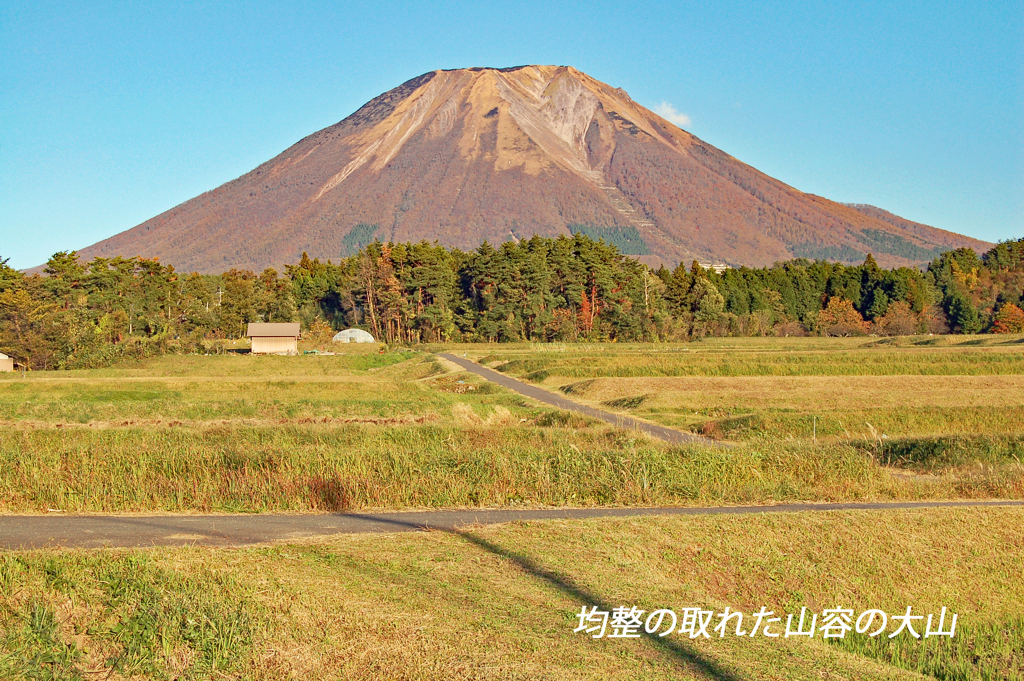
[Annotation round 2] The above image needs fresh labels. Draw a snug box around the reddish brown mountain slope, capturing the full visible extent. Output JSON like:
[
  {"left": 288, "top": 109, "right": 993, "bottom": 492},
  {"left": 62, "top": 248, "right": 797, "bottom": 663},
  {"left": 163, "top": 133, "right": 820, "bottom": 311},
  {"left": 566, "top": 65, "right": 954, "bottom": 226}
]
[{"left": 75, "top": 66, "right": 990, "bottom": 273}]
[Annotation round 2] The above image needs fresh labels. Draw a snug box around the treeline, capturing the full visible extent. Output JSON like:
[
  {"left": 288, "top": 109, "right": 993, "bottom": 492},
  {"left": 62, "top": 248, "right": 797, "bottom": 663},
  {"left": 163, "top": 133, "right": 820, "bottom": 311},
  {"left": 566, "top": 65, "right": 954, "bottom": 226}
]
[{"left": 1, "top": 234, "right": 1022, "bottom": 369}]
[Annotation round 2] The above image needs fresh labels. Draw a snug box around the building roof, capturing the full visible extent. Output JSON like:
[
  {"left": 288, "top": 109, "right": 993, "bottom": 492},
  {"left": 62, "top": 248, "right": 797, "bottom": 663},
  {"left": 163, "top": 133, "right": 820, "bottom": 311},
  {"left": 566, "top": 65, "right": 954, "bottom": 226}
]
[
  {"left": 0, "top": 352, "right": 8, "bottom": 359},
  {"left": 247, "top": 323, "right": 301, "bottom": 338}
]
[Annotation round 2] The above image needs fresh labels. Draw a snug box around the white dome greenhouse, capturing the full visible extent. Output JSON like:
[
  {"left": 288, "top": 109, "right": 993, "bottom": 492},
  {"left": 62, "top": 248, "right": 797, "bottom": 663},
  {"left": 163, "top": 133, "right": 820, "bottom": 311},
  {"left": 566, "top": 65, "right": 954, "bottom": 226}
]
[{"left": 333, "top": 328, "right": 375, "bottom": 343}]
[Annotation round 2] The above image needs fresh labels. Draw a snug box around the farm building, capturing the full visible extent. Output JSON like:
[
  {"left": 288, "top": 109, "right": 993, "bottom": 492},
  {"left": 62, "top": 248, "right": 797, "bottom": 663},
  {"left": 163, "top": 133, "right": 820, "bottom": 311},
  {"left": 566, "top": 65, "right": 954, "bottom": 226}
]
[
  {"left": 333, "top": 328, "right": 375, "bottom": 343},
  {"left": 0, "top": 352, "right": 12, "bottom": 372},
  {"left": 247, "top": 323, "right": 301, "bottom": 355}
]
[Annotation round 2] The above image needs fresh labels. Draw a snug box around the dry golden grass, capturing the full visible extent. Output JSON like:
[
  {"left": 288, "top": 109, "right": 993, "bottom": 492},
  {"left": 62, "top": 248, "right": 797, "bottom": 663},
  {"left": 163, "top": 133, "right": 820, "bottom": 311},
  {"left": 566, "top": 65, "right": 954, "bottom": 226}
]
[
  {"left": 0, "top": 426, "right": 932, "bottom": 513},
  {"left": 544, "top": 374, "right": 1024, "bottom": 441},
  {"left": 4, "top": 507, "right": 1021, "bottom": 679},
  {"left": 465, "top": 336, "right": 1024, "bottom": 379},
  {"left": 1, "top": 339, "right": 1023, "bottom": 513},
  {"left": 555, "top": 375, "right": 1024, "bottom": 412}
]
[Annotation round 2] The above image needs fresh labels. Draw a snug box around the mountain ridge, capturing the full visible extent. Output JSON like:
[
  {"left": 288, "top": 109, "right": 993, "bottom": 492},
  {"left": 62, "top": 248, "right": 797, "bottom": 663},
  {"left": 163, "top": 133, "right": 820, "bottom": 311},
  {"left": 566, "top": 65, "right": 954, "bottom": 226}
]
[{"left": 68, "top": 65, "right": 991, "bottom": 273}]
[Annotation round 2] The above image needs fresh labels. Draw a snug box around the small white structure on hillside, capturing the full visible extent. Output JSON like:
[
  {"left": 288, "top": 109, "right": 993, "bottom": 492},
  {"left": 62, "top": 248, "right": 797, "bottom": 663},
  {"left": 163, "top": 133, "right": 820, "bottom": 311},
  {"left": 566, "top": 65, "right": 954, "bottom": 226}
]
[
  {"left": 0, "top": 352, "right": 12, "bottom": 372},
  {"left": 333, "top": 328, "right": 375, "bottom": 343},
  {"left": 247, "top": 323, "right": 301, "bottom": 355}
]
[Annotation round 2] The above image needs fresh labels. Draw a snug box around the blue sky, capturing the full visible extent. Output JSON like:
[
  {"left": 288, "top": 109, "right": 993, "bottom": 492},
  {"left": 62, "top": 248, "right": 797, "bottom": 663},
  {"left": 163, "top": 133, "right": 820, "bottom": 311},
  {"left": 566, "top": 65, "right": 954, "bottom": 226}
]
[{"left": 2, "top": 0, "right": 1021, "bottom": 269}]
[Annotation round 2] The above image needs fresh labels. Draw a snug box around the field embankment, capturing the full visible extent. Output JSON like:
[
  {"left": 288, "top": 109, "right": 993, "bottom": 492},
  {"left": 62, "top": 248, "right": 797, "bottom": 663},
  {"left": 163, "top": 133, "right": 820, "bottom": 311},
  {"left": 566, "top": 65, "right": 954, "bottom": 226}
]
[
  {"left": 6, "top": 426, "right": 1022, "bottom": 513},
  {"left": 2, "top": 507, "right": 1021, "bottom": 679}
]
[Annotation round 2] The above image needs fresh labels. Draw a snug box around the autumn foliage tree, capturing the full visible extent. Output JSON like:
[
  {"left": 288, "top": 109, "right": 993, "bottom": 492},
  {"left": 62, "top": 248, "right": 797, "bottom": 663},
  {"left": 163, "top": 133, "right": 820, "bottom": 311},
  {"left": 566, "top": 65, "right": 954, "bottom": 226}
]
[
  {"left": 874, "top": 300, "right": 918, "bottom": 336},
  {"left": 991, "top": 304, "right": 1024, "bottom": 333},
  {"left": 817, "top": 297, "right": 870, "bottom": 336}
]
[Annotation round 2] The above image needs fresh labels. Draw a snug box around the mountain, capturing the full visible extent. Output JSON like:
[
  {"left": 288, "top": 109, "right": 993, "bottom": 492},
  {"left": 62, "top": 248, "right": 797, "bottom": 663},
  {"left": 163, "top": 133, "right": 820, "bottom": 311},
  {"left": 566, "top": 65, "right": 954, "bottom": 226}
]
[{"left": 73, "top": 65, "right": 990, "bottom": 273}]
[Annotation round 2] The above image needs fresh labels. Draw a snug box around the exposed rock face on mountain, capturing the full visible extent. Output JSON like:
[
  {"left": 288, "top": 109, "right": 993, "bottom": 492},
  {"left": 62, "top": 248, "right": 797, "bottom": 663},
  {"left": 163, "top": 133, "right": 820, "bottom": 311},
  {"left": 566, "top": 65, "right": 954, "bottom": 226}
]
[{"left": 76, "top": 66, "right": 990, "bottom": 273}]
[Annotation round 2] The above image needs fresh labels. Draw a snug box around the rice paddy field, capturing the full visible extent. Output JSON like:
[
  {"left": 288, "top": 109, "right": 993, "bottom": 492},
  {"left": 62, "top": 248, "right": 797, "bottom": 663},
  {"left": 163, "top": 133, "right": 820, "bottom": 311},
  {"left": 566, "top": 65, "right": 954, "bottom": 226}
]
[
  {"left": 1, "top": 336, "right": 1022, "bottom": 679},
  {"left": 455, "top": 335, "right": 1024, "bottom": 480}
]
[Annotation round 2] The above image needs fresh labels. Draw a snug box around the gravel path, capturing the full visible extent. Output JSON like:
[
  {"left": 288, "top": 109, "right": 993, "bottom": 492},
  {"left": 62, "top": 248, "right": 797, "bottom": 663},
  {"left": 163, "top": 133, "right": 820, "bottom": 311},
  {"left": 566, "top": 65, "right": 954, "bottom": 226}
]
[
  {"left": 439, "top": 353, "right": 719, "bottom": 446},
  {"left": 2, "top": 501, "right": 1020, "bottom": 550}
]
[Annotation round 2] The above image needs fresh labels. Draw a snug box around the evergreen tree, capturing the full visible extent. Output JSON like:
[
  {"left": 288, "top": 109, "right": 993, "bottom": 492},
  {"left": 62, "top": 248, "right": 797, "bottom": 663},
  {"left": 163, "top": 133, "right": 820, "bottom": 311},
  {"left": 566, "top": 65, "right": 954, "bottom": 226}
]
[
  {"left": 3, "top": 236, "right": 1023, "bottom": 370},
  {"left": 0, "top": 257, "right": 22, "bottom": 293},
  {"left": 945, "top": 291, "right": 981, "bottom": 334}
]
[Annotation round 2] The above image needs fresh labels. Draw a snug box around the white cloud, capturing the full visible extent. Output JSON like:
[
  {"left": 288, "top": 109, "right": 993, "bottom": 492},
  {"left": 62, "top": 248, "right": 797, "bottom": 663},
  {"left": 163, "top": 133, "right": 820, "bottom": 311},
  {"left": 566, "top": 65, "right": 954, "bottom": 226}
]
[{"left": 653, "top": 102, "right": 691, "bottom": 128}]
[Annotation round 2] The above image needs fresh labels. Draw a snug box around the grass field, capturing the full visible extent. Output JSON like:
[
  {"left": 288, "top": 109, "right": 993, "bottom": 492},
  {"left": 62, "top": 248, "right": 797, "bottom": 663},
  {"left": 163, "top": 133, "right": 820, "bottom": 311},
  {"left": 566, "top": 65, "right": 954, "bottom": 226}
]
[
  {"left": 2, "top": 507, "right": 1021, "bottom": 679},
  {"left": 2, "top": 337, "right": 1022, "bottom": 679},
  {"left": 1, "top": 340, "right": 1023, "bottom": 513}
]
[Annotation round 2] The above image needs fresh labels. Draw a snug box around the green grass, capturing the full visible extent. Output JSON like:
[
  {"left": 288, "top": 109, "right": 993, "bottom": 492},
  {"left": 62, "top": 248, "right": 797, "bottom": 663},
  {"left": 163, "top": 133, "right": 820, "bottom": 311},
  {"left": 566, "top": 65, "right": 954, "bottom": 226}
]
[
  {"left": 0, "top": 351, "right": 501, "bottom": 424},
  {"left": 658, "top": 404, "right": 1024, "bottom": 441},
  {"left": 0, "top": 553, "right": 260, "bottom": 678},
  {"left": 833, "top": 617, "right": 1024, "bottom": 681}
]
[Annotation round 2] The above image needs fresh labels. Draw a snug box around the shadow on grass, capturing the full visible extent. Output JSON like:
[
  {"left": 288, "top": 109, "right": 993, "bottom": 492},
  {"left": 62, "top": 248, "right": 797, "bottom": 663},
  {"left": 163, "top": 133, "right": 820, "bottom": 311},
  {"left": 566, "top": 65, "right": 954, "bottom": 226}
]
[
  {"left": 343, "top": 513, "right": 745, "bottom": 680},
  {"left": 456, "top": 530, "right": 746, "bottom": 680}
]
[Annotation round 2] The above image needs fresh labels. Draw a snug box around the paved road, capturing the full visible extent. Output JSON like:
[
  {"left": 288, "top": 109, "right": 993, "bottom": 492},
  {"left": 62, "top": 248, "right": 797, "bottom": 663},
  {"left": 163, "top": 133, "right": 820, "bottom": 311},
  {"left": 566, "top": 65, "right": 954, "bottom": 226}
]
[
  {"left": 439, "top": 353, "right": 718, "bottom": 446},
  {"left": 2, "top": 501, "right": 1020, "bottom": 550}
]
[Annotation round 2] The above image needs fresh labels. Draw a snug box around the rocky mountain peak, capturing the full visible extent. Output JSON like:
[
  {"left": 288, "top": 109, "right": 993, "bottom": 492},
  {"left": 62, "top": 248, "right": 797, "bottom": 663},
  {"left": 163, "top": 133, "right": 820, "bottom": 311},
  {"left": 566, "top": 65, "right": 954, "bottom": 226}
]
[{"left": 70, "top": 66, "right": 990, "bottom": 273}]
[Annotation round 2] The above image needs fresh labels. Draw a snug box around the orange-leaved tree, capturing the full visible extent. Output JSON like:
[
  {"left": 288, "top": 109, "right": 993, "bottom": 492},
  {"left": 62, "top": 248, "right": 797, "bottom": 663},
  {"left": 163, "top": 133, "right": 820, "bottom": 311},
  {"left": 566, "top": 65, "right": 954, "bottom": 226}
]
[
  {"left": 818, "top": 297, "right": 870, "bottom": 337},
  {"left": 991, "top": 303, "right": 1024, "bottom": 333},
  {"left": 874, "top": 300, "right": 918, "bottom": 336}
]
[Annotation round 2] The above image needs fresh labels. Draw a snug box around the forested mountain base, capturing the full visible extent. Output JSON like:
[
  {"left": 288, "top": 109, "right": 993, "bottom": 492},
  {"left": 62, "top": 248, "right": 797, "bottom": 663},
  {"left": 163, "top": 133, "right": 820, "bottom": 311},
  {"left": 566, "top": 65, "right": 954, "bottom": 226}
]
[{"left": 1, "top": 234, "right": 1022, "bottom": 370}]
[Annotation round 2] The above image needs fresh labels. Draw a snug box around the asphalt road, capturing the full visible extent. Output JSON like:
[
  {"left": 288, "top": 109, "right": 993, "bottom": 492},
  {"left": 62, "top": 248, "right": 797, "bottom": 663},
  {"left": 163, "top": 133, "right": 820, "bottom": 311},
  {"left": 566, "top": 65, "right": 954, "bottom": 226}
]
[
  {"left": 2, "top": 501, "right": 1020, "bottom": 550},
  {"left": 439, "top": 353, "right": 719, "bottom": 446}
]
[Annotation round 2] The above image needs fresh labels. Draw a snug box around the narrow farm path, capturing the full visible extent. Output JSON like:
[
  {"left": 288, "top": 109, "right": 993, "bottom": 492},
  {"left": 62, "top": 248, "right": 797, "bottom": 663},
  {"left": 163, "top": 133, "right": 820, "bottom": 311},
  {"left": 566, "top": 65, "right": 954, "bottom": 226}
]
[
  {"left": 2, "top": 501, "right": 1020, "bottom": 550},
  {"left": 438, "top": 352, "right": 719, "bottom": 446}
]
